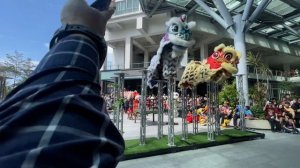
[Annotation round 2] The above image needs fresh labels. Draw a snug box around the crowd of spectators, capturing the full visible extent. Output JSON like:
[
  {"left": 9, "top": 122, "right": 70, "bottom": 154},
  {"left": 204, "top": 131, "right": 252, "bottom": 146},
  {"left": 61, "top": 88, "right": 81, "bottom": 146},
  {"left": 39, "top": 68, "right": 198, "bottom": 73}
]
[
  {"left": 103, "top": 89, "right": 300, "bottom": 134},
  {"left": 264, "top": 97, "right": 300, "bottom": 133}
]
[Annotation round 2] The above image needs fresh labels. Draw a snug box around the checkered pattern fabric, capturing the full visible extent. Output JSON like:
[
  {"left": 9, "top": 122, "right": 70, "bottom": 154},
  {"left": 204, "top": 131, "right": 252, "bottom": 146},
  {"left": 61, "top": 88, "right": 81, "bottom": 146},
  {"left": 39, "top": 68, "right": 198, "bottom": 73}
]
[{"left": 0, "top": 35, "right": 124, "bottom": 168}]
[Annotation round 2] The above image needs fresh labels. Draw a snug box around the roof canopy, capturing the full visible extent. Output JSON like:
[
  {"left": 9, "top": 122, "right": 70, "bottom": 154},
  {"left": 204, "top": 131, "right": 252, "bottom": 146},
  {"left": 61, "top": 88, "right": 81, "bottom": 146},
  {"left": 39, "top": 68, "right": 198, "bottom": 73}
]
[{"left": 140, "top": 0, "right": 300, "bottom": 46}]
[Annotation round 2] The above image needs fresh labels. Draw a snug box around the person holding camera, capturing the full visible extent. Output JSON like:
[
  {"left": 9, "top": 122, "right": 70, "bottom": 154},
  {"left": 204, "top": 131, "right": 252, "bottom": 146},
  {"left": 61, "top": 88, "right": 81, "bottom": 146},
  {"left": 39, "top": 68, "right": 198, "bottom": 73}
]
[{"left": 0, "top": 0, "right": 124, "bottom": 167}]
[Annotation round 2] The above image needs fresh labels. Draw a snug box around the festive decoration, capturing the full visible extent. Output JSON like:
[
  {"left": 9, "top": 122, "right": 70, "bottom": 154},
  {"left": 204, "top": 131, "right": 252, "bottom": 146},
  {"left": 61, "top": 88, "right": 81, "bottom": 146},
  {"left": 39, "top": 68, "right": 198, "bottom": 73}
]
[
  {"left": 147, "top": 14, "right": 196, "bottom": 88},
  {"left": 179, "top": 43, "right": 240, "bottom": 88}
]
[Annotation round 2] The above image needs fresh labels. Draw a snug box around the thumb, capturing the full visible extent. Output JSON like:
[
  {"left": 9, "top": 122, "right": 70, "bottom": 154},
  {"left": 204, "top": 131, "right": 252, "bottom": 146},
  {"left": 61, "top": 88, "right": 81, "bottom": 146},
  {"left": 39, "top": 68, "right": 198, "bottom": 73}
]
[
  {"left": 61, "top": 0, "right": 89, "bottom": 24},
  {"left": 101, "top": 0, "right": 116, "bottom": 21}
]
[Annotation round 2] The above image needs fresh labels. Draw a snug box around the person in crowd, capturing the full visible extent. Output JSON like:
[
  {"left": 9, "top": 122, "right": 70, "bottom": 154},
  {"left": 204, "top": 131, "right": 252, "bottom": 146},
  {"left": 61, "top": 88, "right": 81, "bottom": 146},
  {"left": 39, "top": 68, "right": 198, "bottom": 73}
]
[
  {"left": 292, "top": 98, "right": 300, "bottom": 128},
  {"left": 186, "top": 110, "right": 193, "bottom": 123},
  {"left": 265, "top": 105, "right": 280, "bottom": 132},
  {"left": 283, "top": 101, "right": 295, "bottom": 119},
  {"left": 244, "top": 106, "right": 254, "bottom": 119},
  {"left": 282, "top": 113, "right": 299, "bottom": 134},
  {"left": 220, "top": 101, "right": 232, "bottom": 127},
  {"left": 124, "top": 97, "right": 129, "bottom": 113},
  {"left": 0, "top": 0, "right": 124, "bottom": 167},
  {"left": 233, "top": 105, "right": 255, "bottom": 129}
]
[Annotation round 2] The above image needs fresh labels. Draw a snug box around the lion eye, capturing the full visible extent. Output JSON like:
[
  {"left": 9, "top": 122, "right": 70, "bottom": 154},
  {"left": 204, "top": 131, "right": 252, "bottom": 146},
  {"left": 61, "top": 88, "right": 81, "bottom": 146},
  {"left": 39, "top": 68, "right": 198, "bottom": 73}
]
[
  {"left": 170, "top": 24, "right": 179, "bottom": 33},
  {"left": 224, "top": 53, "right": 232, "bottom": 60},
  {"left": 212, "top": 52, "right": 219, "bottom": 59}
]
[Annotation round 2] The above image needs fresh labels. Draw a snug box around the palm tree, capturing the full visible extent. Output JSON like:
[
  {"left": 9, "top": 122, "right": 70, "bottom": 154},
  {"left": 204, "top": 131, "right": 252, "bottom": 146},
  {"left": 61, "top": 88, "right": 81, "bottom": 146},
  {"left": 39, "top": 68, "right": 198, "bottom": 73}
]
[
  {"left": 247, "top": 52, "right": 261, "bottom": 87},
  {"left": 247, "top": 52, "right": 273, "bottom": 99}
]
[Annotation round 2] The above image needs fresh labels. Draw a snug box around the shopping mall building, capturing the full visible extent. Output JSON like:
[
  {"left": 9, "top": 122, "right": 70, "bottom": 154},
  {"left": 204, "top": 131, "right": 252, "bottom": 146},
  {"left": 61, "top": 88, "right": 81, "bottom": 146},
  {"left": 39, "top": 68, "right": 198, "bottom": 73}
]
[{"left": 100, "top": 0, "right": 300, "bottom": 100}]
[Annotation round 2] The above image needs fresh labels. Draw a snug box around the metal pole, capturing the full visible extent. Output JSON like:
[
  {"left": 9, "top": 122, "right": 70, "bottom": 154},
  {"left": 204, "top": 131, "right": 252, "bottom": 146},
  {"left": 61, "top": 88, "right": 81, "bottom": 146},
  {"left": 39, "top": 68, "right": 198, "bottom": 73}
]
[
  {"left": 242, "top": 0, "right": 253, "bottom": 21},
  {"left": 213, "top": 82, "right": 221, "bottom": 135},
  {"left": 207, "top": 81, "right": 215, "bottom": 141},
  {"left": 118, "top": 73, "right": 125, "bottom": 134},
  {"left": 181, "top": 88, "right": 188, "bottom": 140},
  {"left": 194, "top": 0, "right": 229, "bottom": 30},
  {"left": 192, "top": 86, "right": 198, "bottom": 134},
  {"left": 157, "top": 80, "right": 164, "bottom": 139},
  {"left": 238, "top": 75, "right": 246, "bottom": 131},
  {"left": 113, "top": 77, "right": 119, "bottom": 124},
  {"left": 248, "top": 0, "right": 271, "bottom": 23},
  {"left": 234, "top": 14, "right": 250, "bottom": 106},
  {"left": 212, "top": 0, "right": 234, "bottom": 27},
  {"left": 140, "top": 70, "right": 147, "bottom": 145},
  {"left": 167, "top": 77, "right": 175, "bottom": 146}
]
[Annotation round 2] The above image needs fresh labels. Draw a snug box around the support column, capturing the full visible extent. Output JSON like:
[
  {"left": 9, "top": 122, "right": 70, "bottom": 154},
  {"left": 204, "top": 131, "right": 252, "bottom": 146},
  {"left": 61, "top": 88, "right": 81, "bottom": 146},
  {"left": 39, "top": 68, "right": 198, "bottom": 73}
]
[
  {"left": 283, "top": 63, "right": 291, "bottom": 77},
  {"left": 125, "top": 37, "right": 133, "bottom": 69},
  {"left": 114, "top": 77, "right": 120, "bottom": 129},
  {"left": 117, "top": 73, "right": 125, "bottom": 134},
  {"left": 140, "top": 70, "right": 147, "bottom": 145},
  {"left": 237, "top": 75, "right": 246, "bottom": 131},
  {"left": 157, "top": 80, "right": 164, "bottom": 139},
  {"left": 144, "top": 51, "right": 149, "bottom": 68},
  {"left": 112, "top": 77, "right": 118, "bottom": 125},
  {"left": 181, "top": 88, "right": 188, "bottom": 140},
  {"left": 167, "top": 77, "right": 175, "bottom": 146},
  {"left": 207, "top": 81, "right": 215, "bottom": 141},
  {"left": 180, "top": 50, "right": 189, "bottom": 67},
  {"left": 192, "top": 86, "right": 198, "bottom": 134},
  {"left": 213, "top": 83, "right": 220, "bottom": 135},
  {"left": 200, "top": 42, "right": 208, "bottom": 61},
  {"left": 234, "top": 14, "right": 249, "bottom": 106}
]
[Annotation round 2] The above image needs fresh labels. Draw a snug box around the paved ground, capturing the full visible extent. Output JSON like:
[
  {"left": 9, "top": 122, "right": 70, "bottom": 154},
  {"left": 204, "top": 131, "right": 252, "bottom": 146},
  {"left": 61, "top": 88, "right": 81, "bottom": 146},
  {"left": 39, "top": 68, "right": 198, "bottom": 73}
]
[{"left": 112, "top": 113, "right": 300, "bottom": 168}]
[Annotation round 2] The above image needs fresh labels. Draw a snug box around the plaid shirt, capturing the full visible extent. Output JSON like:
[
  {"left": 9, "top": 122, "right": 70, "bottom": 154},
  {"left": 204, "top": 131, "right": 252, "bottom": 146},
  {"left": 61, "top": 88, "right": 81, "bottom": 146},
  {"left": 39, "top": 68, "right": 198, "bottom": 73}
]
[{"left": 0, "top": 35, "right": 124, "bottom": 168}]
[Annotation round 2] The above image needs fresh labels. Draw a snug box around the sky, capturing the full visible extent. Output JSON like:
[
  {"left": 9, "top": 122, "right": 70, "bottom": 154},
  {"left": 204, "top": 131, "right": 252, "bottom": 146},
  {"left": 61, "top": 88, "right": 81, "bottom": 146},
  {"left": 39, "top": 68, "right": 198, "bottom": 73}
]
[{"left": 0, "top": 0, "right": 112, "bottom": 65}]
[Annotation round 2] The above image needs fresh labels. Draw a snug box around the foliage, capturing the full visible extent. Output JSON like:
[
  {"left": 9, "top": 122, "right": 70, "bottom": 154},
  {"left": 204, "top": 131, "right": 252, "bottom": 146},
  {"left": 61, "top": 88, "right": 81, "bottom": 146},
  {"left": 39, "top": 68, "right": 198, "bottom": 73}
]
[
  {"left": 112, "top": 98, "right": 124, "bottom": 110},
  {"left": 218, "top": 80, "right": 238, "bottom": 108},
  {"left": 278, "top": 81, "right": 296, "bottom": 93},
  {"left": 3, "top": 51, "right": 35, "bottom": 88},
  {"left": 250, "top": 104, "right": 265, "bottom": 119},
  {"left": 247, "top": 52, "right": 273, "bottom": 99},
  {"left": 249, "top": 82, "right": 267, "bottom": 107},
  {"left": 111, "top": 83, "right": 124, "bottom": 110},
  {"left": 0, "top": 51, "right": 36, "bottom": 98}
]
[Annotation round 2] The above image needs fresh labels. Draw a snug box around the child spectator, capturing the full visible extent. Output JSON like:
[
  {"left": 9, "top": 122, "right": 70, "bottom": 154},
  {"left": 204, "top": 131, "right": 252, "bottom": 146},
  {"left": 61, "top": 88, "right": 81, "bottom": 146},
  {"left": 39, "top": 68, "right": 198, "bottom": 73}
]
[{"left": 220, "top": 101, "right": 232, "bottom": 127}]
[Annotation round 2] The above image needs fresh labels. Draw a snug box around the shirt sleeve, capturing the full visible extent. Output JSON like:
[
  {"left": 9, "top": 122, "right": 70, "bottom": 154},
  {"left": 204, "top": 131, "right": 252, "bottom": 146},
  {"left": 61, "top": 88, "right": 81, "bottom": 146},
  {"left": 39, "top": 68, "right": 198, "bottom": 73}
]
[{"left": 0, "top": 35, "right": 124, "bottom": 168}]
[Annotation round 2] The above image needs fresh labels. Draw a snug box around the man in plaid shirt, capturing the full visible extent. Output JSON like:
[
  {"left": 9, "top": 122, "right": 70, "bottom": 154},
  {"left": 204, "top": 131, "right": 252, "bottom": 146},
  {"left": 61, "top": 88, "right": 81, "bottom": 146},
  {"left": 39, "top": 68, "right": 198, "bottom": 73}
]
[{"left": 0, "top": 0, "right": 124, "bottom": 167}]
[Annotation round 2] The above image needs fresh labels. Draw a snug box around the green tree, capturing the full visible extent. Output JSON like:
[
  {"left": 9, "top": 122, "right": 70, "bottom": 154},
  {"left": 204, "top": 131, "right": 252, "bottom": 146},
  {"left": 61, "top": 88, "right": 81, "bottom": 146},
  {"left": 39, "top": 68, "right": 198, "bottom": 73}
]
[
  {"left": 218, "top": 80, "right": 238, "bottom": 108},
  {"left": 247, "top": 52, "right": 273, "bottom": 99}
]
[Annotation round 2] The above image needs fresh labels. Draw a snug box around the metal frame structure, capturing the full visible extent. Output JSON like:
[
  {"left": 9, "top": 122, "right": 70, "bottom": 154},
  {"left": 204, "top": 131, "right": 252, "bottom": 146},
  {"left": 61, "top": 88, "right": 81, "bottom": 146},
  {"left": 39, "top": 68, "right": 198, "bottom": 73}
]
[
  {"left": 207, "top": 81, "right": 215, "bottom": 141},
  {"left": 112, "top": 77, "right": 118, "bottom": 125},
  {"left": 115, "top": 73, "right": 125, "bottom": 134},
  {"left": 140, "top": 70, "right": 147, "bottom": 145},
  {"left": 192, "top": 86, "right": 198, "bottom": 134},
  {"left": 181, "top": 88, "right": 188, "bottom": 140},
  {"left": 207, "top": 81, "right": 220, "bottom": 140},
  {"left": 157, "top": 80, "right": 165, "bottom": 139},
  {"left": 237, "top": 75, "right": 246, "bottom": 131},
  {"left": 167, "top": 77, "right": 175, "bottom": 146}
]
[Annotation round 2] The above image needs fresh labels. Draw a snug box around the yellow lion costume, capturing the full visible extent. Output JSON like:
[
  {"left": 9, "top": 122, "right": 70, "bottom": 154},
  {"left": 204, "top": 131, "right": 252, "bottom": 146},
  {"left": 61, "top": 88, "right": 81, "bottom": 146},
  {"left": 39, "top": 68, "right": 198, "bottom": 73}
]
[{"left": 179, "top": 43, "right": 240, "bottom": 88}]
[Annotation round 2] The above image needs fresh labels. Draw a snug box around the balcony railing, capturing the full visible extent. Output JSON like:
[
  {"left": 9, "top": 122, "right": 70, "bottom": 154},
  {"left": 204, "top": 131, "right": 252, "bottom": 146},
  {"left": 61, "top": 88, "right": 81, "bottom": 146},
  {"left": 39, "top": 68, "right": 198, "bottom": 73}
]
[
  {"left": 106, "top": 64, "right": 125, "bottom": 70},
  {"left": 114, "top": 0, "right": 141, "bottom": 16}
]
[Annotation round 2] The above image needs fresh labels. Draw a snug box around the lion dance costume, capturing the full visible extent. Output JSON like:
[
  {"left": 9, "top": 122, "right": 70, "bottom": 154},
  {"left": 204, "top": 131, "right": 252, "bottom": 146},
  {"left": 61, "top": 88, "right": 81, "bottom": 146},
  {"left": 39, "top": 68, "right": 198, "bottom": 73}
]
[
  {"left": 147, "top": 14, "right": 196, "bottom": 88},
  {"left": 179, "top": 43, "right": 241, "bottom": 88}
]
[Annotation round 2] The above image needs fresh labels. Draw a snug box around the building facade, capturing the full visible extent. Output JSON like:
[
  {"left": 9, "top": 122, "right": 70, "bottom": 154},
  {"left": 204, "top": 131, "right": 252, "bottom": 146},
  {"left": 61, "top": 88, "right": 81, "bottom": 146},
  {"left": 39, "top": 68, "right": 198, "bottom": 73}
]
[{"left": 101, "top": 0, "right": 300, "bottom": 99}]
